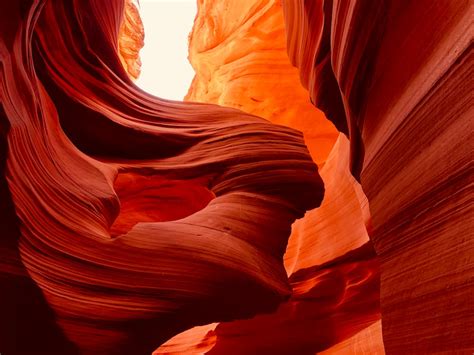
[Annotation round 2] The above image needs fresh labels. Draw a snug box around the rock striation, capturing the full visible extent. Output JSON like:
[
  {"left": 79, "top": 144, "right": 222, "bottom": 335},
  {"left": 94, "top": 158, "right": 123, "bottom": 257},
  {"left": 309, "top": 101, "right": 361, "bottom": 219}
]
[
  {"left": 283, "top": 0, "right": 474, "bottom": 352},
  {"left": 1, "top": 0, "right": 472, "bottom": 353},
  {"left": 0, "top": 0, "right": 322, "bottom": 353},
  {"left": 186, "top": 0, "right": 338, "bottom": 165},
  {"left": 166, "top": 0, "right": 383, "bottom": 353}
]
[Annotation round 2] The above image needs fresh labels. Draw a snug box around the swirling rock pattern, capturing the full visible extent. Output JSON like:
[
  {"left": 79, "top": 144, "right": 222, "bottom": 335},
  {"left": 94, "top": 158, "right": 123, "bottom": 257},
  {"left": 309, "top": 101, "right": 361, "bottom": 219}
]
[
  {"left": 1, "top": 0, "right": 471, "bottom": 353},
  {"left": 283, "top": 0, "right": 474, "bottom": 353},
  {"left": 0, "top": 0, "right": 322, "bottom": 353},
  {"left": 168, "top": 0, "right": 383, "bottom": 353},
  {"left": 155, "top": 136, "right": 382, "bottom": 354},
  {"left": 186, "top": 0, "right": 338, "bottom": 165}
]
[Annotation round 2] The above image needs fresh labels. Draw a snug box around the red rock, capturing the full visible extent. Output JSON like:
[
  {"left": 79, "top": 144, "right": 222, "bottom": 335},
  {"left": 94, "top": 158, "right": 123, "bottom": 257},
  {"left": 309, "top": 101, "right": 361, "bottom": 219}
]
[
  {"left": 1, "top": 0, "right": 471, "bottom": 353},
  {"left": 283, "top": 0, "right": 474, "bottom": 352},
  {"left": 0, "top": 0, "right": 322, "bottom": 353},
  {"left": 202, "top": 242, "right": 380, "bottom": 354},
  {"left": 319, "top": 320, "right": 385, "bottom": 355},
  {"left": 177, "top": 0, "right": 382, "bottom": 352},
  {"left": 154, "top": 323, "right": 218, "bottom": 355}
]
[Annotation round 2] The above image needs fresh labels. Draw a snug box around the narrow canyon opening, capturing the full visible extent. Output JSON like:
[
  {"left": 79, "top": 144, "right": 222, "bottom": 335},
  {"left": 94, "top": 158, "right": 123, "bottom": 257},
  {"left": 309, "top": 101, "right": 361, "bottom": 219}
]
[
  {"left": 2, "top": 0, "right": 468, "bottom": 352},
  {"left": 135, "top": 0, "right": 197, "bottom": 100}
]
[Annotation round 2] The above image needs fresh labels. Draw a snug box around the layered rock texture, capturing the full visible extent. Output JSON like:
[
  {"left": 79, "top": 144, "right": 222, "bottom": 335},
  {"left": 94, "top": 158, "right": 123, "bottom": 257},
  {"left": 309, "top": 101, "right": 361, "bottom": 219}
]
[
  {"left": 282, "top": 0, "right": 474, "bottom": 353},
  {"left": 186, "top": 0, "right": 338, "bottom": 165},
  {"left": 1, "top": 0, "right": 321, "bottom": 353},
  {"left": 169, "top": 1, "right": 382, "bottom": 353},
  {"left": 1, "top": 0, "right": 472, "bottom": 354}
]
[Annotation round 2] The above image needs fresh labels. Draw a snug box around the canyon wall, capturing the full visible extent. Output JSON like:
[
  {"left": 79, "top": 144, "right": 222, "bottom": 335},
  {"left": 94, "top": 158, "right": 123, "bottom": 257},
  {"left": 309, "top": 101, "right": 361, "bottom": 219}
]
[
  {"left": 282, "top": 0, "right": 474, "bottom": 352},
  {"left": 1, "top": 0, "right": 322, "bottom": 353},
  {"left": 160, "top": 0, "right": 384, "bottom": 353},
  {"left": 1, "top": 0, "right": 471, "bottom": 353},
  {"left": 186, "top": 0, "right": 338, "bottom": 165},
  {"left": 168, "top": 0, "right": 473, "bottom": 353}
]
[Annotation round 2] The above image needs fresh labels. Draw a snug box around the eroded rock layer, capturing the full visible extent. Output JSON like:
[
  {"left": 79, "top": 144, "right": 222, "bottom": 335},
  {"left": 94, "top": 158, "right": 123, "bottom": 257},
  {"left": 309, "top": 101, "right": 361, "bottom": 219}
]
[
  {"left": 283, "top": 0, "right": 474, "bottom": 352},
  {"left": 0, "top": 0, "right": 323, "bottom": 353},
  {"left": 1, "top": 0, "right": 471, "bottom": 353},
  {"left": 171, "top": 0, "right": 383, "bottom": 353},
  {"left": 186, "top": 0, "right": 338, "bottom": 165}
]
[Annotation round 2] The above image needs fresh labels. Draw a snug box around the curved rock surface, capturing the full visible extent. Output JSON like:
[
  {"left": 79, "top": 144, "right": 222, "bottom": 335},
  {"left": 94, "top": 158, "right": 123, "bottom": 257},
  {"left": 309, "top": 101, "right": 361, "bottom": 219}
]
[
  {"left": 283, "top": 0, "right": 474, "bottom": 352},
  {"left": 186, "top": 0, "right": 338, "bottom": 165},
  {"left": 156, "top": 134, "right": 382, "bottom": 354},
  {"left": 0, "top": 0, "right": 322, "bottom": 353},
  {"left": 159, "top": 0, "right": 472, "bottom": 353},
  {"left": 319, "top": 320, "right": 385, "bottom": 355},
  {"left": 1, "top": 0, "right": 471, "bottom": 353},
  {"left": 166, "top": 0, "right": 383, "bottom": 353}
]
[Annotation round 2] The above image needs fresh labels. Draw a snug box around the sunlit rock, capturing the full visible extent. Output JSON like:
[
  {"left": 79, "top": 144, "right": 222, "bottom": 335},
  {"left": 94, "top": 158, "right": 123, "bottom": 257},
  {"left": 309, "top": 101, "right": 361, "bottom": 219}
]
[
  {"left": 118, "top": 0, "right": 144, "bottom": 80},
  {"left": 186, "top": 0, "right": 338, "bottom": 165},
  {"left": 1, "top": 0, "right": 470, "bottom": 353},
  {"left": 174, "top": 0, "right": 383, "bottom": 353}
]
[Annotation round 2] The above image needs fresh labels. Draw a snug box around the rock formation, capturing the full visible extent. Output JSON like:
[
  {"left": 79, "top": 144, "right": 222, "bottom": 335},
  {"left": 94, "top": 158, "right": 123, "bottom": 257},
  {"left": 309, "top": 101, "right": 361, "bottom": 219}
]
[
  {"left": 118, "top": 0, "right": 144, "bottom": 80},
  {"left": 1, "top": 0, "right": 322, "bottom": 353},
  {"left": 1, "top": 0, "right": 472, "bottom": 354},
  {"left": 186, "top": 0, "right": 338, "bottom": 165},
  {"left": 159, "top": 0, "right": 473, "bottom": 353},
  {"left": 282, "top": 0, "right": 474, "bottom": 352},
  {"left": 169, "top": 0, "right": 382, "bottom": 353}
]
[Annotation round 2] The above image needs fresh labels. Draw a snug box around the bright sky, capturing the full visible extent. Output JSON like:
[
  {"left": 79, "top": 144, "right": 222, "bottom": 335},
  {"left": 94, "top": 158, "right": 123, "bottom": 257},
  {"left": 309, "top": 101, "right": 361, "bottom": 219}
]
[{"left": 135, "top": 0, "right": 197, "bottom": 100}]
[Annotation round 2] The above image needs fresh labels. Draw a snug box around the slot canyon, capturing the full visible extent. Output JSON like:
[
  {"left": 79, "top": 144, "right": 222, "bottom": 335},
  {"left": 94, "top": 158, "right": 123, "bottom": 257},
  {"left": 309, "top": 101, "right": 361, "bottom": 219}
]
[{"left": 0, "top": 0, "right": 472, "bottom": 354}]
